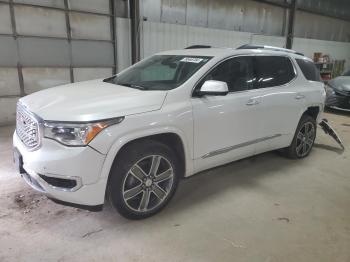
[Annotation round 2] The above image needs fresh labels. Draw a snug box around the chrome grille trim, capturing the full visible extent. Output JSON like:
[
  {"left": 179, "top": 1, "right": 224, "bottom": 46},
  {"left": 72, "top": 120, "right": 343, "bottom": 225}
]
[{"left": 16, "top": 102, "right": 42, "bottom": 151}]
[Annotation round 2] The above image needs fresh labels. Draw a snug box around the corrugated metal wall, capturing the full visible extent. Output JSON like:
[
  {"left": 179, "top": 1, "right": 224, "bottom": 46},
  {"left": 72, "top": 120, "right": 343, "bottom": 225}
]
[
  {"left": 142, "top": 0, "right": 350, "bottom": 42},
  {"left": 143, "top": 0, "right": 287, "bottom": 36},
  {"left": 141, "top": 20, "right": 350, "bottom": 68},
  {"left": 0, "top": 0, "right": 131, "bottom": 125}
]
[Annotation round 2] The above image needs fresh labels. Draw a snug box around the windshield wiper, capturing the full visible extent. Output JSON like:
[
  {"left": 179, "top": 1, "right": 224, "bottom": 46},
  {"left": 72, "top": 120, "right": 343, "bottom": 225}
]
[
  {"left": 103, "top": 76, "right": 117, "bottom": 84},
  {"left": 118, "top": 83, "right": 147, "bottom": 90}
]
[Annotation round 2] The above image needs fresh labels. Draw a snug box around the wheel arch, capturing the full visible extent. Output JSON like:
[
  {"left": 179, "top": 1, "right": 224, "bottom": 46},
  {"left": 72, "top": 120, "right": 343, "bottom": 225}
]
[
  {"left": 99, "top": 128, "right": 192, "bottom": 184},
  {"left": 302, "top": 106, "right": 321, "bottom": 121}
]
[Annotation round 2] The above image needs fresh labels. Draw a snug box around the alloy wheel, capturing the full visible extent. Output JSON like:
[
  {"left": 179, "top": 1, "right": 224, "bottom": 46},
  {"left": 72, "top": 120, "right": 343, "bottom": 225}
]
[
  {"left": 122, "top": 155, "right": 174, "bottom": 213},
  {"left": 296, "top": 122, "right": 315, "bottom": 157}
]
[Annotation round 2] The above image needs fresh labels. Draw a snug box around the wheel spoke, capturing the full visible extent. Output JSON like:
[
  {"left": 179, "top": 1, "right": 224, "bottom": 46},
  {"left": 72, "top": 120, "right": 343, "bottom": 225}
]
[
  {"left": 130, "top": 164, "right": 147, "bottom": 181},
  {"left": 139, "top": 189, "right": 151, "bottom": 211},
  {"left": 297, "top": 132, "right": 304, "bottom": 141},
  {"left": 306, "top": 138, "right": 313, "bottom": 147},
  {"left": 149, "top": 155, "right": 161, "bottom": 176},
  {"left": 124, "top": 184, "right": 143, "bottom": 200},
  {"left": 154, "top": 168, "right": 173, "bottom": 183},
  {"left": 152, "top": 184, "right": 167, "bottom": 200},
  {"left": 308, "top": 129, "right": 314, "bottom": 139},
  {"left": 296, "top": 142, "right": 303, "bottom": 153},
  {"left": 302, "top": 143, "right": 307, "bottom": 154}
]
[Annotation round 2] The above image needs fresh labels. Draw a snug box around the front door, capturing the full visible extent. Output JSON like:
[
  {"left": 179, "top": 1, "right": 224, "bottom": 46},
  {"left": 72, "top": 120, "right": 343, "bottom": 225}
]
[{"left": 191, "top": 56, "right": 261, "bottom": 172}]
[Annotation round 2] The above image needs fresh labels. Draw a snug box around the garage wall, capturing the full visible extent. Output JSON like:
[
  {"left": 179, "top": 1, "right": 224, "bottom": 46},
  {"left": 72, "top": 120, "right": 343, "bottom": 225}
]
[
  {"left": 142, "top": 0, "right": 350, "bottom": 42},
  {"left": 142, "top": 21, "right": 350, "bottom": 65},
  {"left": 142, "top": 0, "right": 287, "bottom": 36},
  {"left": 0, "top": 0, "right": 131, "bottom": 125}
]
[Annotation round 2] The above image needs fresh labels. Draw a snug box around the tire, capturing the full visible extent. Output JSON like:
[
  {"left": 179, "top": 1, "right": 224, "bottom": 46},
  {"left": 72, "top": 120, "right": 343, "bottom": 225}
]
[
  {"left": 108, "top": 139, "right": 180, "bottom": 219},
  {"left": 283, "top": 115, "right": 317, "bottom": 159}
]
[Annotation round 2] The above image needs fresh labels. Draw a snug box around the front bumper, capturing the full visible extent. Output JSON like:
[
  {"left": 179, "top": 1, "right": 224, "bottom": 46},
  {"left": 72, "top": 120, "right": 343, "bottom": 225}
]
[
  {"left": 13, "top": 132, "right": 108, "bottom": 207},
  {"left": 325, "top": 89, "right": 350, "bottom": 111}
]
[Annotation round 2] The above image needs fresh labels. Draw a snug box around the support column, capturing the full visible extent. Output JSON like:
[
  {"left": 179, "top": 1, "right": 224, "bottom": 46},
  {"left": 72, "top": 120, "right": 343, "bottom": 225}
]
[
  {"left": 286, "top": 0, "right": 297, "bottom": 49},
  {"left": 130, "top": 0, "right": 141, "bottom": 64},
  {"left": 110, "top": 0, "right": 118, "bottom": 74}
]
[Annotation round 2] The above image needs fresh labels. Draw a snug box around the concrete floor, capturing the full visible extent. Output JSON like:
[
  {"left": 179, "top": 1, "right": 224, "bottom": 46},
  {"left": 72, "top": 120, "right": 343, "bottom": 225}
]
[{"left": 0, "top": 110, "right": 349, "bottom": 262}]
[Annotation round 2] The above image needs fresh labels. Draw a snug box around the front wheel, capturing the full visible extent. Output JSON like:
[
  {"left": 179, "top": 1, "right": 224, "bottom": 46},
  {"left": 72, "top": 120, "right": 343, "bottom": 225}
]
[
  {"left": 108, "top": 140, "right": 180, "bottom": 219},
  {"left": 284, "top": 115, "right": 317, "bottom": 159}
]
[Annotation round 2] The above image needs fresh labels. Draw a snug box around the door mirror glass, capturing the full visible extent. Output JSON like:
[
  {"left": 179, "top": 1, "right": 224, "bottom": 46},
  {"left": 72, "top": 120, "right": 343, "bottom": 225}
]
[{"left": 198, "top": 80, "right": 229, "bottom": 96}]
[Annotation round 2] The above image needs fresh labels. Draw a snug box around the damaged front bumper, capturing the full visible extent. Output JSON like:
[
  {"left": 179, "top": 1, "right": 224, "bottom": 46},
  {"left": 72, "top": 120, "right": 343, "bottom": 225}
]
[{"left": 319, "top": 119, "right": 345, "bottom": 150}]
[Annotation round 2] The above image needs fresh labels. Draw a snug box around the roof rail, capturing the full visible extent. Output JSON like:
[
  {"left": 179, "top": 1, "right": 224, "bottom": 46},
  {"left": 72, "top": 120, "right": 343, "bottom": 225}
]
[
  {"left": 185, "top": 45, "right": 212, "bottom": 49},
  {"left": 237, "top": 44, "right": 304, "bottom": 56}
]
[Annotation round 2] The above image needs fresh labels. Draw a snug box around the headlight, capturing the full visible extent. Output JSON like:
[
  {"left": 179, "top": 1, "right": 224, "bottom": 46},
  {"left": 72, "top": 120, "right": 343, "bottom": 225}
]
[
  {"left": 325, "top": 83, "right": 335, "bottom": 96},
  {"left": 43, "top": 117, "right": 124, "bottom": 146}
]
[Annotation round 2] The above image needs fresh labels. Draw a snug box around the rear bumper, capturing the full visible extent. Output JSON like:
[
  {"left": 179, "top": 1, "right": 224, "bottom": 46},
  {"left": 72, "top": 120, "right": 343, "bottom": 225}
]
[{"left": 13, "top": 132, "right": 108, "bottom": 207}]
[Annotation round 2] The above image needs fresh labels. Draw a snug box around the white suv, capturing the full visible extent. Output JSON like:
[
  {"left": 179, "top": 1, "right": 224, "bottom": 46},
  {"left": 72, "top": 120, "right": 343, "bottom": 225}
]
[{"left": 13, "top": 45, "right": 325, "bottom": 219}]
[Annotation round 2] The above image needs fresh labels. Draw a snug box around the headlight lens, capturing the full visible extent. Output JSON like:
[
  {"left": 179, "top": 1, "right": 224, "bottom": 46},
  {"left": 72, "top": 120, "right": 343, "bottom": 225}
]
[
  {"left": 44, "top": 117, "right": 124, "bottom": 146},
  {"left": 325, "top": 83, "right": 335, "bottom": 96}
]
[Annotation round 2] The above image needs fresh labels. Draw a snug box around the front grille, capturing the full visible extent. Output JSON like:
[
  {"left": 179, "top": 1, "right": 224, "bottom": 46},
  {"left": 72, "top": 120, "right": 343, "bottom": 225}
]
[
  {"left": 334, "top": 89, "right": 350, "bottom": 97},
  {"left": 326, "top": 93, "right": 350, "bottom": 109},
  {"left": 16, "top": 103, "right": 41, "bottom": 150}
]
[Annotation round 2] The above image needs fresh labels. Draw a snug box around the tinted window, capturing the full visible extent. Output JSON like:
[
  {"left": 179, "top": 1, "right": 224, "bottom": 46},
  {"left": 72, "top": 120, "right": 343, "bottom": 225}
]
[
  {"left": 255, "top": 56, "right": 295, "bottom": 88},
  {"left": 296, "top": 59, "right": 321, "bottom": 81},
  {"left": 201, "top": 56, "right": 255, "bottom": 92}
]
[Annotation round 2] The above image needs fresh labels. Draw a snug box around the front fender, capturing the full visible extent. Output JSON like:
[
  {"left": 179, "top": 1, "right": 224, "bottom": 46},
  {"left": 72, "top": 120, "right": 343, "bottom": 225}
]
[
  {"left": 97, "top": 126, "right": 193, "bottom": 181},
  {"left": 88, "top": 105, "right": 195, "bottom": 182}
]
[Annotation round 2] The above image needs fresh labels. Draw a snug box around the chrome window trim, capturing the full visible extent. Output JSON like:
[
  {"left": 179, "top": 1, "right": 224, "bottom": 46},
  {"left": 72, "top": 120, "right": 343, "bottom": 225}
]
[{"left": 191, "top": 53, "right": 298, "bottom": 97}]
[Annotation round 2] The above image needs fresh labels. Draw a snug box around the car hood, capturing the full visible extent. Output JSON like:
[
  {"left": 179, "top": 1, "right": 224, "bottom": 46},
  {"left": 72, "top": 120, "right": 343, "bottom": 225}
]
[
  {"left": 329, "top": 76, "right": 350, "bottom": 92},
  {"left": 20, "top": 79, "right": 168, "bottom": 121}
]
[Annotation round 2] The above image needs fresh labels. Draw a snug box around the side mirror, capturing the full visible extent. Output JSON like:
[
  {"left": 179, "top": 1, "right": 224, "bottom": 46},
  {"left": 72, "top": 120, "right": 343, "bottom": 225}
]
[{"left": 197, "top": 80, "right": 229, "bottom": 96}]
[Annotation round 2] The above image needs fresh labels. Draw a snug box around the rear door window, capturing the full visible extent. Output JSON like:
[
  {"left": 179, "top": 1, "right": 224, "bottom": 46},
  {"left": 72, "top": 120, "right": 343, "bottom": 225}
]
[
  {"left": 296, "top": 59, "right": 321, "bottom": 81},
  {"left": 255, "top": 56, "right": 296, "bottom": 88}
]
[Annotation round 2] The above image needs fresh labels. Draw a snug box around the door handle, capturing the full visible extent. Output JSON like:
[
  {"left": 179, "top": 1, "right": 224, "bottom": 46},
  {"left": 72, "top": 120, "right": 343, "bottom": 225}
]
[
  {"left": 246, "top": 99, "right": 260, "bottom": 106},
  {"left": 295, "top": 93, "right": 305, "bottom": 100}
]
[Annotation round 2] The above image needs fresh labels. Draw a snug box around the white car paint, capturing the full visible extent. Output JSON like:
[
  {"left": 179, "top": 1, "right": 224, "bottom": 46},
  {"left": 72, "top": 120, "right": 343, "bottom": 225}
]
[
  {"left": 13, "top": 47, "right": 325, "bottom": 207},
  {"left": 20, "top": 79, "right": 167, "bottom": 122}
]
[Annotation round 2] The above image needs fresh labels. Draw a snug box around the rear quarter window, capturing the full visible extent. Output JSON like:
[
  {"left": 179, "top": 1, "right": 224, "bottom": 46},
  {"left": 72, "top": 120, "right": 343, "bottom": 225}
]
[
  {"left": 255, "top": 56, "right": 296, "bottom": 88},
  {"left": 296, "top": 59, "right": 321, "bottom": 81}
]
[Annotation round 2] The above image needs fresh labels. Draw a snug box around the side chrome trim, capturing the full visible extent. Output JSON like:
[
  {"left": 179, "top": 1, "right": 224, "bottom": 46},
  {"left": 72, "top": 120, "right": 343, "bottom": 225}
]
[{"left": 201, "top": 134, "right": 282, "bottom": 159}]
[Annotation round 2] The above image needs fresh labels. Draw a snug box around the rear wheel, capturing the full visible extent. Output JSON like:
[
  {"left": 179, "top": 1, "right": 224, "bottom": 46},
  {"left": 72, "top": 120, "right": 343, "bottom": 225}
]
[
  {"left": 284, "top": 115, "right": 316, "bottom": 159},
  {"left": 108, "top": 140, "right": 180, "bottom": 219}
]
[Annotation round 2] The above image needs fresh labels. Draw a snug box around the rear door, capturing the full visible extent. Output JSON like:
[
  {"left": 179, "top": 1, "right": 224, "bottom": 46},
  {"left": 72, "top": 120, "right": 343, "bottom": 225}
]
[{"left": 252, "top": 55, "right": 305, "bottom": 153}]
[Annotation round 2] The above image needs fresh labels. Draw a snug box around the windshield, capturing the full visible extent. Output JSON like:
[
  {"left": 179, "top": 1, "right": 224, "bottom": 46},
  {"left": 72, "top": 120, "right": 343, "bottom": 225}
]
[{"left": 104, "top": 55, "right": 212, "bottom": 90}]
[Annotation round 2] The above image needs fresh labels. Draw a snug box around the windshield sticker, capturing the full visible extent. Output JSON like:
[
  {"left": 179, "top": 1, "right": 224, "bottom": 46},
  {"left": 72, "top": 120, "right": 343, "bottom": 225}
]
[{"left": 180, "top": 57, "right": 204, "bottom": 63}]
